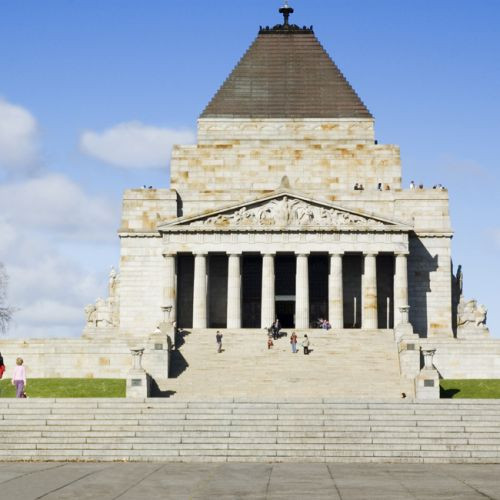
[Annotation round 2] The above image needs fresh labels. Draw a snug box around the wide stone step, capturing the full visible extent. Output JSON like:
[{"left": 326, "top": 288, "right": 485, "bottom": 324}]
[{"left": 1, "top": 400, "right": 500, "bottom": 463}]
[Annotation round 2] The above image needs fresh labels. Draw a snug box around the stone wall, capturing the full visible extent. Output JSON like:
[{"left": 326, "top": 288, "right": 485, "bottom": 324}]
[
  {"left": 171, "top": 143, "right": 402, "bottom": 217},
  {"left": 420, "top": 339, "right": 500, "bottom": 379},
  {"left": 408, "top": 236, "right": 453, "bottom": 338},
  {"left": 120, "top": 189, "right": 178, "bottom": 231},
  {"left": 0, "top": 339, "right": 169, "bottom": 386},
  {"left": 118, "top": 236, "right": 165, "bottom": 335}
]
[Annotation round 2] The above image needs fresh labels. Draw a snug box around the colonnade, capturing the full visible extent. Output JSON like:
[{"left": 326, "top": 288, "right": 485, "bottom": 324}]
[{"left": 162, "top": 251, "right": 409, "bottom": 330}]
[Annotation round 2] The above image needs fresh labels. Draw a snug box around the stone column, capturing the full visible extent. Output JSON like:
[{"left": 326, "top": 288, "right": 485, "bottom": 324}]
[
  {"left": 227, "top": 253, "right": 242, "bottom": 329},
  {"left": 162, "top": 253, "right": 176, "bottom": 324},
  {"left": 295, "top": 253, "right": 310, "bottom": 329},
  {"left": 394, "top": 253, "right": 409, "bottom": 326},
  {"left": 192, "top": 253, "right": 207, "bottom": 328},
  {"left": 261, "top": 253, "right": 275, "bottom": 328},
  {"left": 362, "top": 253, "right": 378, "bottom": 329},
  {"left": 329, "top": 253, "right": 344, "bottom": 329}
]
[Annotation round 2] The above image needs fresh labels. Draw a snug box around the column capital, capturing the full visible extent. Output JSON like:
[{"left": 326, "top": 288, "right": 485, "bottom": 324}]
[
  {"left": 193, "top": 251, "right": 208, "bottom": 257},
  {"left": 226, "top": 251, "right": 242, "bottom": 257},
  {"left": 295, "top": 252, "right": 310, "bottom": 257},
  {"left": 363, "top": 252, "right": 378, "bottom": 257},
  {"left": 261, "top": 252, "right": 276, "bottom": 257},
  {"left": 395, "top": 251, "right": 410, "bottom": 257},
  {"left": 329, "top": 251, "right": 344, "bottom": 257}
]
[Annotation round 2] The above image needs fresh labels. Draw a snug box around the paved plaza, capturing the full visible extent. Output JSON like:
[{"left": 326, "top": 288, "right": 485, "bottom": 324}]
[{"left": 0, "top": 462, "right": 499, "bottom": 499}]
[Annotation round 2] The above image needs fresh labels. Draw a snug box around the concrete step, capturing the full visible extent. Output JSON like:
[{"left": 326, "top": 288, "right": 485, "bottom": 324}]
[
  {"left": 168, "top": 328, "right": 409, "bottom": 399},
  {"left": 1, "top": 399, "right": 500, "bottom": 463}
]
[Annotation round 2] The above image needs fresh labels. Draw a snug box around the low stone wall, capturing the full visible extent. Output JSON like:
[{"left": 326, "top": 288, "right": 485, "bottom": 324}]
[
  {"left": 420, "top": 338, "right": 500, "bottom": 379},
  {"left": 0, "top": 339, "right": 170, "bottom": 389}
]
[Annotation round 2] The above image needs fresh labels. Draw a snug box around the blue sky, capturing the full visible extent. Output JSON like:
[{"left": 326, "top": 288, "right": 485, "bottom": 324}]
[{"left": 0, "top": 0, "right": 498, "bottom": 337}]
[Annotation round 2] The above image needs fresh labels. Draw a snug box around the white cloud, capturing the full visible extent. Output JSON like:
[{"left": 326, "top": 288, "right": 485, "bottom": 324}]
[
  {"left": 0, "top": 98, "right": 40, "bottom": 171},
  {"left": 0, "top": 173, "right": 118, "bottom": 243},
  {"left": 0, "top": 214, "right": 111, "bottom": 339},
  {"left": 0, "top": 173, "right": 121, "bottom": 339},
  {"left": 80, "top": 121, "right": 195, "bottom": 169}
]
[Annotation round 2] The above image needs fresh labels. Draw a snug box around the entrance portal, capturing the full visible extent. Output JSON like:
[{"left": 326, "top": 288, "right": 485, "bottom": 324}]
[
  {"left": 276, "top": 299, "right": 295, "bottom": 328},
  {"left": 275, "top": 254, "right": 296, "bottom": 328}
]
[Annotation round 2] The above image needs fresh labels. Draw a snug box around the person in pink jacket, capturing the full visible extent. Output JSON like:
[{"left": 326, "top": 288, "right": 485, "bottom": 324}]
[{"left": 11, "top": 357, "right": 26, "bottom": 398}]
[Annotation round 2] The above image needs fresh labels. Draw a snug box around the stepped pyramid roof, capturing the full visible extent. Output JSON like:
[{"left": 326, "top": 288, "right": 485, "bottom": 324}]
[{"left": 201, "top": 4, "right": 372, "bottom": 119}]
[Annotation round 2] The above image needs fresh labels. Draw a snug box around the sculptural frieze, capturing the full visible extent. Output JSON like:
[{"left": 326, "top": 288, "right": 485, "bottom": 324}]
[{"left": 191, "top": 197, "right": 385, "bottom": 229}]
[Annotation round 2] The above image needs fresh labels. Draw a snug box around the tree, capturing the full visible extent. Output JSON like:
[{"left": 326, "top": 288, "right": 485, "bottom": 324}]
[{"left": 0, "top": 263, "right": 14, "bottom": 334}]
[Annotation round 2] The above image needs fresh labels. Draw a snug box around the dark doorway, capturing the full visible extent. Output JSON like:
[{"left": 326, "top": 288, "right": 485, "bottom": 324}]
[
  {"left": 242, "top": 254, "right": 262, "bottom": 327},
  {"left": 276, "top": 300, "right": 295, "bottom": 328},
  {"left": 275, "top": 254, "right": 296, "bottom": 327},
  {"left": 309, "top": 254, "right": 328, "bottom": 325},
  {"left": 343, "top": 254, "right": 362, "bottom": 328},
  {"left": 177, "top": 254, "right": 194, "bottom": 328},
  {"left": 377, "top": 254, "right": 394, "bottom": 329},
  {"left": 208, "top": 254, "right": 228, "bottom": 328}
]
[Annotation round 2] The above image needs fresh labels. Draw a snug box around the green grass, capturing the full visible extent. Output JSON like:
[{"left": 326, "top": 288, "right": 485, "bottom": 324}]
[
  {"left": 0, "top": 378, "right": 125, "bottom": 398},
  {"left": 440, "top": 379, "right": 500, "bottom": 399}
]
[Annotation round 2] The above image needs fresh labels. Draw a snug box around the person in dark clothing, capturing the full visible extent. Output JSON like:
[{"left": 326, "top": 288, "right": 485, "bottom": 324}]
[
  {"left": 215, "top": 331, "right": 223, "bottom": 353},
  {"left": 302, "top": 335, "right": 310, "bottom": 355},
  {"left": 271, "top": 319, "right": 281, "bottom": 339}
]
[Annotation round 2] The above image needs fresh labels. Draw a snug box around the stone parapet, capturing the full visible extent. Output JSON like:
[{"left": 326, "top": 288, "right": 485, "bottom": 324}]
[
  {"left": 120, "top": 189, "right": 178, "bottom": 232},
  {"left": 419, "top": 338, "right": 500, "bottom": 379},
  {"left": 0, "top": 338, "right": 168, "bottom": 390}
]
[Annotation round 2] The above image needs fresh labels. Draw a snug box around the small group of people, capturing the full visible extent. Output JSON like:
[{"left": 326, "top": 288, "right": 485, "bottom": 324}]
[
  {"left": 0, "top": 353, "right": 27, "bottom": 398},
  {"left": 317, "top": 318, "right": 331, "bottom": 330},
  {"left": 290, "top": 332, "right": 310, "bottom": 355},
  {"left": 410, "top": 180, "right": 446, "bottom": 191},
  {"left": 354, "top": 182, "right": 391, "bottom": 191},
  {"left": 265, "top": 327, "right": 310, "bottom": 355}
]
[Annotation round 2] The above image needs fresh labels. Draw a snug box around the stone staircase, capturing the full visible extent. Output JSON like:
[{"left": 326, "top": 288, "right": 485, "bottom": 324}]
[
  {"left": 166, "top": 328, "right": 414, "bottom": 399},
  {"left": 1, "top": 399, "right": 500, "bottom": 463}
]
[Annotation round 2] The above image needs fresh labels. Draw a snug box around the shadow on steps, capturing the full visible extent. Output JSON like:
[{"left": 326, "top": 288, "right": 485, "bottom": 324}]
[{"left": 169, "top": 350, "right": 189, "bottom": 378}]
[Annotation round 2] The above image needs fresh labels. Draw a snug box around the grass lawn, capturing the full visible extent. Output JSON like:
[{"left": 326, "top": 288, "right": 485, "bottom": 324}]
[
  {"left": 440, "top": 379, "right": 500, "bottom": 399},
  {"left": 0, "top": 378, "right": 125, "bottom": 398}
]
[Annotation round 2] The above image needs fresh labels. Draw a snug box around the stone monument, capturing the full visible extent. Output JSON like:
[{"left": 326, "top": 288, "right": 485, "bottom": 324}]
[{"left": 0, "top": 3, "right": 497, "bottom": 396}]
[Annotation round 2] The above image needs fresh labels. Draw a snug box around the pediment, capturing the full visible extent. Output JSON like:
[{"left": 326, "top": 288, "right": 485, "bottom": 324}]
[{"left": 159, "top": 191, "right": 412, "bottom": 232}]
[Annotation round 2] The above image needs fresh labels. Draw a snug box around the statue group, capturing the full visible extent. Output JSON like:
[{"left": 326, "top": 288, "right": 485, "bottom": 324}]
[{"left": 84, "top": 267, "right": 120, "bottom": 330}]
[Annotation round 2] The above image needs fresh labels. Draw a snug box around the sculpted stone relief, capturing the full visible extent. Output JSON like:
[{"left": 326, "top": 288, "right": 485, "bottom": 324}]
[
  {"left": 191, "top": 197, "right": 385, "bottom": 229},
  {"left": 84, "top": 267, "right": 120, "bottom": 329},
  {"left": 458, "top": 298, "right": 488, "bottom": 330},
  {"left": 455, "top": 265, "right": 490, "bottom": 338}
]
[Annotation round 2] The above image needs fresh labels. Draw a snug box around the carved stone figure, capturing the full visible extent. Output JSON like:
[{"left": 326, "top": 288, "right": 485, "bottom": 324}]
[
  {"left": 109, "top": 267, "right": 118, "bottom": 298},
  {"left": 94, "top": 298, "right": 112, "bottom": 327},
  {"left": 193, "top": 197, "right": 385, "bottom": 228},
  {"left": 84, "top": 304, "right": 97, "bottom": 327},
  {"left": 457, "top": 297, "right": 489, "bottom": 338},
  {"left": 84, "top": 267, "right": 121, "bottom": 330}
]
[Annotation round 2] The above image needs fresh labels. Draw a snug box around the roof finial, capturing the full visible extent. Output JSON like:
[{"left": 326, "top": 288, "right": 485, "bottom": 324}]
[{"left": 279, "top": 1, "right": 294, "bottom": 26}]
